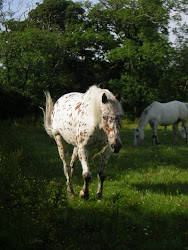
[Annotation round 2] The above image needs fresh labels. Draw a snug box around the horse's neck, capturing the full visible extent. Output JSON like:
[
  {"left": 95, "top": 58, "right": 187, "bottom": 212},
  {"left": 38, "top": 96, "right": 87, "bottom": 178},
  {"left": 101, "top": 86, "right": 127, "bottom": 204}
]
[
  {"left": 138, "top": 115, "right": 149, "bottom": 131},
  {"left": 86, "top": 90, "right": 102, "bottom": 126}
]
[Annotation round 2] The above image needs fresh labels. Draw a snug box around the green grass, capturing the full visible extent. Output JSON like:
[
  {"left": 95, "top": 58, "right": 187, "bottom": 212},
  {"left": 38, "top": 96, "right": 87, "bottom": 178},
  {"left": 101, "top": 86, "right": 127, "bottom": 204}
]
[{"left": 0, "top": 118, "right": 188, "bottom": 249}]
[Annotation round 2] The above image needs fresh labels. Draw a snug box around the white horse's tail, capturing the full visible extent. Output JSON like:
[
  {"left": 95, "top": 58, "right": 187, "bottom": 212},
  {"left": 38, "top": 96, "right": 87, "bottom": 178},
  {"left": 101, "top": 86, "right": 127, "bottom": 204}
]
[
  {"left": 184, "top": 103, "right": 188, "bottom": 119},
  {"left": 184, "top": 103, "right": 188, "bottom": 109},
  {"left": 40, "top": 91, "right": 54, "bottom": 137},
  {"left": 180, "top": 125, "right": 186, "bottom": 139}
]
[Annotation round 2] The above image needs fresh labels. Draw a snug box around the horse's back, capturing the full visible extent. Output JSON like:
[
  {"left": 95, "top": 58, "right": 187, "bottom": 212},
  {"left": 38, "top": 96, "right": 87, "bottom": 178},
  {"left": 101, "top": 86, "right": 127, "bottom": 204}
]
[
  {"left": 156, "top": 101, "right": 188, "bottom": 124},
  {"left": 144, "top": 101, "right": 187, "bottom": 126},
  {"left": 162, "top": 101, "right": 188, "bottom": 116},
  {"left": 50, "top": 88, "right": 105, "bottom": 146},
  {"left": 50, "top": 92, "right": 85, "bottom": 142}
]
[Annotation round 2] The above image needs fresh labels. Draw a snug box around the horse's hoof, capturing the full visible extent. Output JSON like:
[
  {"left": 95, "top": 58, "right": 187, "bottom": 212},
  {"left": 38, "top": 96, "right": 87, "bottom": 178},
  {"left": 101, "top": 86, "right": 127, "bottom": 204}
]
[
  {"left": 97, "top": 193, "right": 102, "bottom": 201},
  {"left": 79, "top": 190, "right": 89, "bottom": 199},
  {"left": 67, "top": 186, "right": 74, "bottom": 198},
  {"left": 68, "top": 193, "right": 74, "bottom": 199}
]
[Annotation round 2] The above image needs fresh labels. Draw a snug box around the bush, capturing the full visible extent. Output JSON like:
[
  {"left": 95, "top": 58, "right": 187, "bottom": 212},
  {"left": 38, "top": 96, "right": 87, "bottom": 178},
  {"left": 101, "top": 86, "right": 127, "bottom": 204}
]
[
  {"left": 0, "top": 121, "right": 68, "bottom": 249},
  {"left": 0, "top": 86, "right": 40, "bottom": 119}
]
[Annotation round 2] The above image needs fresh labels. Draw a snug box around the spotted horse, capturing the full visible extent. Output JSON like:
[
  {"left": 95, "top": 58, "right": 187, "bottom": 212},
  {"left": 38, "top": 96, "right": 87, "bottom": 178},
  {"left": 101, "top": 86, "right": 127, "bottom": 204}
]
[{"left": 41, "top": 85, "right": 123, "bottom": 200}]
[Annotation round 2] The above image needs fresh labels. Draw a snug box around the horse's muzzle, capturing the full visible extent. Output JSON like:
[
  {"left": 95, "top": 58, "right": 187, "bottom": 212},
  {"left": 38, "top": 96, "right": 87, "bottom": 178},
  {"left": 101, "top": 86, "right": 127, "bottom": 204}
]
[{"left": 111, "top": 141, "right": 122, "bottom": 153}]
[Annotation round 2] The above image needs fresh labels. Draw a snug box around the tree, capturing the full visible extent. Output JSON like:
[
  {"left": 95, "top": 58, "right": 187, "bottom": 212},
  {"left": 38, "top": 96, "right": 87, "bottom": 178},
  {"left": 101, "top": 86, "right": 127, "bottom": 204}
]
[
  {"left": 0, "top": 0, "right": 116, "bottom": 101},
  {"left": 86, "top": 0, "right": 174, "bottom": 116},
  {"left": 0, "top": 0, "right": 187, "bottom": 118},
  {"left": 161, "top": 40, "right": 188, "bottom": 102},
  {"left": 88, "top": 0, "right": 188, "bottom": 117}
]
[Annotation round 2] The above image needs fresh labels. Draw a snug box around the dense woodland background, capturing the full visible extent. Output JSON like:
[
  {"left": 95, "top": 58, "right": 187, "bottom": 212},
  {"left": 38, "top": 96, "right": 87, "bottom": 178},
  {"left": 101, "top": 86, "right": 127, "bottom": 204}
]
[{"left": 0, "top": 0, "right": 188, "bottom": 119}]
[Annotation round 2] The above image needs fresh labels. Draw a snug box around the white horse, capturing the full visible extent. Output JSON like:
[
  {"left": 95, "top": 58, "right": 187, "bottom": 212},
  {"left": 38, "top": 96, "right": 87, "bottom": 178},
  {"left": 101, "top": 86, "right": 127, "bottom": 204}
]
[
  {"left": 41, "top": 85, "right": 123, "bottom": 200},
  {"left": 134, "top": 101, "right": 188, "bottom": 146},
  {"left": 164, "top": 123, "right": 186, "bottom": 138}
]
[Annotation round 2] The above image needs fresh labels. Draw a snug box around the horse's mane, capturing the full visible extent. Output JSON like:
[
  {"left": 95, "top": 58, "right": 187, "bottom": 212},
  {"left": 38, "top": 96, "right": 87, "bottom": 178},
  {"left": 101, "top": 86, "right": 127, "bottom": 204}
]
[
  {"left": 140, "top": 106, "right": 150, "bottom": 121},
  {"left": 86, "top": 85, "right": 104, "bottom": 124},
  {"left": 85, "top": 85, "right": 122, "bottom": 126},
  {"left": 139, "top": 102, "right": 156, "bottom": 127}
]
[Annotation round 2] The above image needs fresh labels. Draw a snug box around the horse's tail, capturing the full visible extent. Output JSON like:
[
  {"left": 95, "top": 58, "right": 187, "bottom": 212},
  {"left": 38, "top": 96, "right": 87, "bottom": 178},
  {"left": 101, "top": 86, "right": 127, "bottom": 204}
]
[
  {"left": 180, "top": 124, "right": 186, "bottom": 138},
  {"left": 184, "top": 103, "right": 188, "bottom": 109},
  {"left": 184, "top": 103, "right": 188, "bottom": 118},
  {"left": 40, "top": 91, "right": 54, "bottom": 137}
]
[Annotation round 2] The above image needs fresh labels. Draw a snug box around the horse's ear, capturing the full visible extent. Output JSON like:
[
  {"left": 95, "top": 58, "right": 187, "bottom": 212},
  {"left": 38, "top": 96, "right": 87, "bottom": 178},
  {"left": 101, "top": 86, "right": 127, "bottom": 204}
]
[
  {"left": 115, "top": 93, "right": 121, "bottom": 101},
  {"left": 102, "top": 93, "right": 108, "bottom": 104}
]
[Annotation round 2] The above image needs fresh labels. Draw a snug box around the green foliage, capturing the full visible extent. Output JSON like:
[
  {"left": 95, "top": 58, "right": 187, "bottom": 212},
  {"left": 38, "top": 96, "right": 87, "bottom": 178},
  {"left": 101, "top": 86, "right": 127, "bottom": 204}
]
[
  {"left": 0, "top": 119, "right": 188, "bottom": 249},
  {"left": 0, "top": 119, "right": 68, "bottom": 249},
  {"left": 0, "top": 85, "right": 39, "bottom": 119},
  {"left": 0, "top": 0, "right": 188, "bottom": 118},
  {"left": 28, "top": 0, "right": 84, "bottom": 32}
]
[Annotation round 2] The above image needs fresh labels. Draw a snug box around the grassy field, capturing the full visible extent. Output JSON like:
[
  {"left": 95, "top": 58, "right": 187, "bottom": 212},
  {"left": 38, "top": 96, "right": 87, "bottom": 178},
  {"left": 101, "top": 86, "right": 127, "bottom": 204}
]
[{"left": 0, "top": 118, "right": 188, "bottom": 249}]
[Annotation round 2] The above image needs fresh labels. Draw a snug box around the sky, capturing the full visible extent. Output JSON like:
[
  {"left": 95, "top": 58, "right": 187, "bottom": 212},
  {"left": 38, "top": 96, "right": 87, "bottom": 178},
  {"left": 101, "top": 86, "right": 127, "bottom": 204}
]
[
  {"left": 2, "top": 0, "right": 98, "bottom": 13},
  {"left": 2, "top": 0, "right": 188, "bottom": 43}
]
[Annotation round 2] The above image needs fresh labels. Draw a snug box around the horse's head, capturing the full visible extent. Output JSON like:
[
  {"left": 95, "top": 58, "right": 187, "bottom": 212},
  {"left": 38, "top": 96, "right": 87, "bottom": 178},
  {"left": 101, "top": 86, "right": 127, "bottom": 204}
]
[
  {"left": 100, "top": 92, "right": 123, "bottom": 153},
  {"left": 134, "top": 128, "right": 144, "bottom": 147}
]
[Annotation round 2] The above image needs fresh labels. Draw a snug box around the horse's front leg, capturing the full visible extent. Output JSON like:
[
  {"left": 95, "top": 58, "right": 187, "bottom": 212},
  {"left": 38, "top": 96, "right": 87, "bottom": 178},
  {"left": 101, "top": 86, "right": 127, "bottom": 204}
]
[
  {"left": 97, "top": 145, "right": 111, "bottom": 201},
  {"left": 151, "top": 123, "right": 159, "bottom": 145},
  {"left": 54, "top": 135, "right": 74, "bottom": 197},
  {"left": 78, "top": 146, "right": 91, "bottom": 199}
]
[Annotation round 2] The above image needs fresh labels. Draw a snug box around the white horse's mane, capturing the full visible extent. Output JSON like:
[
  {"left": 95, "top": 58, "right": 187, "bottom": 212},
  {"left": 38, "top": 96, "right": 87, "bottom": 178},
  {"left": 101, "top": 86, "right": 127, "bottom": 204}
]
[
  {"left": 139, "top": 103, "right": 153, "bottom": 126},
  {"left": 86, "top": 85, "right": 105, "bottom": 124},
  {"left": 137, "top": 102, "right": 156, "bottom": 138},
  {"left": 86, "top": 85, "right": 122, "bottom": 126}
]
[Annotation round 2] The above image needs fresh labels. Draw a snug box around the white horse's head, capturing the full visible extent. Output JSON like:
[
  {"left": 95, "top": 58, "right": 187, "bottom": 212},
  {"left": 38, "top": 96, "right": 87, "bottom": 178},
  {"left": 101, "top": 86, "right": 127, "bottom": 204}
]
[
  {"left": 100, "top": 92, "right": 123, "bottom": 153},
  {"left": 134, "top": 128, "right": 144, "bottom": 147}
]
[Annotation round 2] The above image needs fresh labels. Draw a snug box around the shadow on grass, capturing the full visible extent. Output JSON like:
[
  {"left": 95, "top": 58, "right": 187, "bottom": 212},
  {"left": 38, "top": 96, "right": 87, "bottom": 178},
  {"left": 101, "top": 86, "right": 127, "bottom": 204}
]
[
  {"left": 53, "top": 199, "right": 188, "bottom": 249},
  {"left": 1, "top": 121, "right": 188, "bottom": 249},
  {"left": 132, "top": 182, "right": 188, "bottom": 195}
]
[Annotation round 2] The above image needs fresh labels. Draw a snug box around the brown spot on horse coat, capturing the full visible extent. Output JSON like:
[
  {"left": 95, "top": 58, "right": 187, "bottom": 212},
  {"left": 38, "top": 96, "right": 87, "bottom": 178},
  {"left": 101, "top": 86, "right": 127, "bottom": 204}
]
[{"left": 75, "top": 103, "right": 81, "bottom": 110}]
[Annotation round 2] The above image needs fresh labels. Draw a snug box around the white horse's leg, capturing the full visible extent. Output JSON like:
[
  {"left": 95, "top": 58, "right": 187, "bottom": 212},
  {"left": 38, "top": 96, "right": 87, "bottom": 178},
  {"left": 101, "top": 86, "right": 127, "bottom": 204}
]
[
  {"left": 150, "top": 123, "right": 159, "bottom": 144},
  {"left": 164, "top": 126, "right": 167, "bottom": 135},
  {"left": 77, "top": 146, "right": 91, "bottom": 199},
  {"left": 173, "top": 122, "right": 179, "bottom": 143},
  {"left": 182, "top": 120, "right": 188, "bottom": 143},
  {"left": 70, "top": 147, "right": 78, "bottom": 177},
  {"left": 97, "top": 145, "right": 111, "bottom": 201},
  {"left": 54, "top": 135, "right": 74, "bottom": 197}
]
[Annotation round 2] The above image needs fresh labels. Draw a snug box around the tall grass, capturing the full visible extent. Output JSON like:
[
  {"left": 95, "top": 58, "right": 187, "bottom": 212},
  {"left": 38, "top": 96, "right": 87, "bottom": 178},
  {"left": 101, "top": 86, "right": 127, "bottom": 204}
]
[{"left": 0, "top": 118, "right": 188, "bottom": 249}]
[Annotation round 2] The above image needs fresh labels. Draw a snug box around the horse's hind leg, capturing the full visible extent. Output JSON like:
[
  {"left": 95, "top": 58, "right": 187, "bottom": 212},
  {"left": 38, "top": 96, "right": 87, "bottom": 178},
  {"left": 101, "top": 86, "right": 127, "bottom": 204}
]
[
  {"left": 97, "top": 146, "right": 111, "bottom": 201},
  {"left": 78, "top": 146, "right": 91, "bottom": 199},
  {"left": 173, "top": 122, "right": 179, "bottom": 143},
  {"left": 54, "top": 135, "right": 74, "bottom": 197},
  {"left": 164, "top": 126, "right": 167, "bottom": 135},
  {"left": 70, "top": 147, "right": 78, "bottom": 177}
]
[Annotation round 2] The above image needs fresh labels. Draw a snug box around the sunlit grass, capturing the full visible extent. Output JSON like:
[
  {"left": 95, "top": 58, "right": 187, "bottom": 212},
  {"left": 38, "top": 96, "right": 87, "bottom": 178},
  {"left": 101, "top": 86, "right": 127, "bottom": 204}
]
[{"left": 0, "top": 118, "right": 188, "bottom": 249}]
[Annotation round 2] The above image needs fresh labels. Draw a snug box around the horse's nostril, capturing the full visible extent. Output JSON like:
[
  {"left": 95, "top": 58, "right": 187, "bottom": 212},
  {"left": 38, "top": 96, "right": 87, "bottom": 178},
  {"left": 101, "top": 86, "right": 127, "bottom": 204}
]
[{"left": 111, "top": 142, "right": 121, "bottom": 153}]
